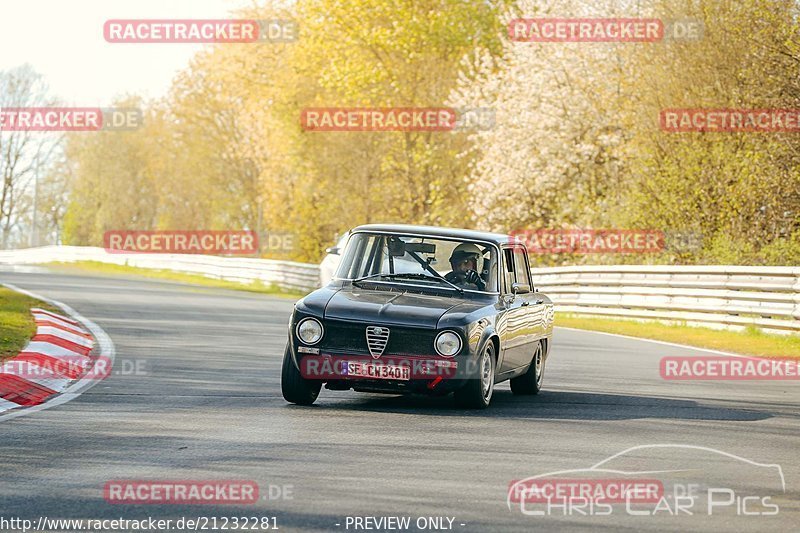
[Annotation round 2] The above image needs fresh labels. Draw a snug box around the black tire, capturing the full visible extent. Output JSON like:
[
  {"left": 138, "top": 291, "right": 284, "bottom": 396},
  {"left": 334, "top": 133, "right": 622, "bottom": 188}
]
[
  {"left": 281, "top": 344, "right": 321, "bottom": 405},
  {"left": 510, "top": 341, "right": 545, "bottom": 395},
  {"left": 454, "top": 341, "right": 495, "bottom": 409}
]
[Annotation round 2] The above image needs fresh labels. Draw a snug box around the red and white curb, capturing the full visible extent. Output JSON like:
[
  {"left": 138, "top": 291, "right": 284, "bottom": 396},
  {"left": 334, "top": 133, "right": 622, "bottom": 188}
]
[{"left": 0, "top": 282, "right": 115, "bottom": 421}]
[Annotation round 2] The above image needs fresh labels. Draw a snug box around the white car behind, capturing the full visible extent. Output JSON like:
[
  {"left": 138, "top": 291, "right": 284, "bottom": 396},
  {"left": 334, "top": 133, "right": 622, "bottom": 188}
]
[{"left": 319, "top": 232, "right": 350, "bottom": 286}]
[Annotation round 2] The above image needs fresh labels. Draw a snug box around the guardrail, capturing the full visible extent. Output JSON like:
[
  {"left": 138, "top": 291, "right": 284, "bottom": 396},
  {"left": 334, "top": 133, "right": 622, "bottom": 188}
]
[
  {"left": 1, "top": 247, "right": 798, "bottom": 334},
  {"left": 0, "top": 246, "right": 320, "bottom": 292},
  {"left": 532, "top": 265, "right": 800, "bottom": 335}
]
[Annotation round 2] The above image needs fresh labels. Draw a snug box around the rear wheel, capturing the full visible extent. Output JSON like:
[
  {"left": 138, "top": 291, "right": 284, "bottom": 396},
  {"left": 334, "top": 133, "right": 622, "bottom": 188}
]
[
  {"left": 510, "top": 341, "right": 545, "bottom": 395},
  {"left": 281, "top": 344, "right": 321, "bottom": 405},
  {"left": 454, "top": 341, "right": 495, "bottom": 409}
]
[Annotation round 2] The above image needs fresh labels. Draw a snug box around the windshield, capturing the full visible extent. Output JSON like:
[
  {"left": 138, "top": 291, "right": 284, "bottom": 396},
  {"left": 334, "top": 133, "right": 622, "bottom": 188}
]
[{"left": 334, "top": 232, "right": 498, "bottom": 293}]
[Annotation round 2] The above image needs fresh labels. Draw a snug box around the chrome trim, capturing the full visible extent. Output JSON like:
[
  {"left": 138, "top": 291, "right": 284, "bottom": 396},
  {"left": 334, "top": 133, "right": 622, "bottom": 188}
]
[
  {"left": 333, "top": 230, "right": 501, "bottom": 295},
  {"left": 366, "top": 326, "right": 390, "bottom": 359},
  {"left": 296, "top": 317, "right": 323, "bottom": 346},
  {"left": 297, "top": 346, "right": 320, "bottom": 354},
  {"left": 434, "top": 330, "right": 462, "bottom": 357}
]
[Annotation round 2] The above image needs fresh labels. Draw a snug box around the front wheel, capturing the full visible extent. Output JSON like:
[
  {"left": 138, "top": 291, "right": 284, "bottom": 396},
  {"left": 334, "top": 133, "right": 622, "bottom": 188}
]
[
  {"left": 510, "top": 341, "right": 545, "bottom": 395},
  {"left": 454, "top": 341, "right": 495, "bottom": 409},
  {"left": 281, "top": 344, "right": 321, "bottom": 405}
]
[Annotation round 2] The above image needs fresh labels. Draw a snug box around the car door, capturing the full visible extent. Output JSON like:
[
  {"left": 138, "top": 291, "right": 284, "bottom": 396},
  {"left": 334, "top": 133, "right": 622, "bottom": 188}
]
[
  {"left": 497, "top": 246, "right": 527, "bottom": 373},
  {"left": 513, "top": 245, "right": 546, "bottom": 363},
  {"left": 500, "top": 246, "right": 545, "bottom": 371}
]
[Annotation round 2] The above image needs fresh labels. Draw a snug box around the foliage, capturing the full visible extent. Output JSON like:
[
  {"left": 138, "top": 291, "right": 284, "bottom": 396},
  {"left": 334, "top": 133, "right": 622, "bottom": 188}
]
[{"left": 47, "top": 0, "right": 800, "bottom": 266}]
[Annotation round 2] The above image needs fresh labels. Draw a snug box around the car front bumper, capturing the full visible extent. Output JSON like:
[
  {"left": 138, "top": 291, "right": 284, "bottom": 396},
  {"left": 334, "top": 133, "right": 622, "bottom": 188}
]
[{"left": 290, "top": 346, "right": 481, "bottom": 395}]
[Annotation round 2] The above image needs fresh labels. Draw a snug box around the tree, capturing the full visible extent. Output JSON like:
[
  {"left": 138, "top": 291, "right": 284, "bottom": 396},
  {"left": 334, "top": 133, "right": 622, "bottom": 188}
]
[
  {"left": 451, "top": 0, "right": 800, "bottom": 265},
  {"left": 62, "top": 96, "right": 159, "bottom": 245},
  {"left": 622, "top": 0, "right": 800, "bottom": 264},
  {"left": 0, "top": 65, "right": 60, "bottom": 247},
  {"left": 450, "top": 0, "right": 633, "bottom": 235},
  {"left": 229, "top": 0, "right": 515, "bottom": 260}
]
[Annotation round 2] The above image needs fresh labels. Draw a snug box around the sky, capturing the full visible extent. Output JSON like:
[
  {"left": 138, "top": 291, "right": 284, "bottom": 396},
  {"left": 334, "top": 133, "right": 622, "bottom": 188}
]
[{"left": 0, "top": 0, "right": 254, "bottom": 106}]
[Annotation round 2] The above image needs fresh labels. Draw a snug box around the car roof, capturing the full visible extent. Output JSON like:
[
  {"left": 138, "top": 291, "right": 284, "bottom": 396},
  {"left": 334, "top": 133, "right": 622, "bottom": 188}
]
[{"left": 351, "top": 224, "right": 518, "bottom": 246}]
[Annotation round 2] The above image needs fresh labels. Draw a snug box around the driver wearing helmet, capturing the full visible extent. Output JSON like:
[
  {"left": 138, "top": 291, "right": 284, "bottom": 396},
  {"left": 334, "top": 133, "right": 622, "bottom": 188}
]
[{"left": 444, "top": 243, "right": 486, "bottom": 291}]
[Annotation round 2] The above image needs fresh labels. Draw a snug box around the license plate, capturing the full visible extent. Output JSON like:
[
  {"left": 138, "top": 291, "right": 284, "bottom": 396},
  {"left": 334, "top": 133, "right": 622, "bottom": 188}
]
[{"left": 345, "top": 361, "right": 411, "bottom": 381}]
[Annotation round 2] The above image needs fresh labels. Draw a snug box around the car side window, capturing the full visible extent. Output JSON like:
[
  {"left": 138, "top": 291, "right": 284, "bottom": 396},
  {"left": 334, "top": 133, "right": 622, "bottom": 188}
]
[
  {"left": 502, "top": 248, "right": 515, "bottom": 293},
  {"left": 484, "top": 249, "right": 499, "bottom": 292},
  {"left": 513, "top": 247, "right": 532, "bottom": 288}
]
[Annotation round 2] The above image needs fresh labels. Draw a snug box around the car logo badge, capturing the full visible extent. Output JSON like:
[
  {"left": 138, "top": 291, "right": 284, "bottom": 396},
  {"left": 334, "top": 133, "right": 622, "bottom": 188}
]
[{"left": 366, "top": 326, "right": 390, "bottom": 359}]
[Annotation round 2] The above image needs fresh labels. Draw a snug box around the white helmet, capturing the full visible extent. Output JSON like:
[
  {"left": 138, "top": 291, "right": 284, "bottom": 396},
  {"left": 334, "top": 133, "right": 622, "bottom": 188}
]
[{"left": 449, "top": 243, "right": 482, "bottom": 269}]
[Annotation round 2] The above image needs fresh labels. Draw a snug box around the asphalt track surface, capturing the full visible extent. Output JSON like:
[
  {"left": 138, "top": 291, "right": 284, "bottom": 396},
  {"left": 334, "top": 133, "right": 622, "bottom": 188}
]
[{"left": 0, "top": 268, "right": 798, "bottom": 533}]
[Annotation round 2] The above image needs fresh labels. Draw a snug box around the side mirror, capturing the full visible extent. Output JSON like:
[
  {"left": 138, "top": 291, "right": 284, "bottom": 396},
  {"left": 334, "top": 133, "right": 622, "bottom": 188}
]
[
  {"left": 511, "top": 282, "right": 531, "bottom": 295},
  {"left": 326, "top": 246, "right": 340, "bottom": 255}
]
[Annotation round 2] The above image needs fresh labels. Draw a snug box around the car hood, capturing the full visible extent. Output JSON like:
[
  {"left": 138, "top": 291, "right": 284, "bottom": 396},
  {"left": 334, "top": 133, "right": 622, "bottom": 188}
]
[{"left": 324, "top": 287, "right": 463, "bottom": 328}]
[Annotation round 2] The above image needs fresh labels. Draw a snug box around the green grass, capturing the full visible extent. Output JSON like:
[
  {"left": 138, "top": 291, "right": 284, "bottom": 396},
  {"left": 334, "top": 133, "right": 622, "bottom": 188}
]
[
  {"left": 48, "top": 261, "right": 307, "bottom": 299},
  {"left": 556, "top": 313, "right": 800, "bottom": 359},
  {"left": 0, "top": 288, "right": 59, "bottom": 362}
]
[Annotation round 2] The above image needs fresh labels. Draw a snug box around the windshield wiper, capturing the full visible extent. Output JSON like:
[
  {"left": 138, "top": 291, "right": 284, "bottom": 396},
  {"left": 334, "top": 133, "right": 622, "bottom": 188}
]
[
  {"left": 382, "top": 273, "right": 464, "bottom": 293},
  {"left": 352, "top": 273, "right": 463, "bottom": 293},
  {"left": 403, "top": 249, "right": 465, "bottom": 294},
  {"left": 352, "top": 273, "right": 389, "bottom": 284}
]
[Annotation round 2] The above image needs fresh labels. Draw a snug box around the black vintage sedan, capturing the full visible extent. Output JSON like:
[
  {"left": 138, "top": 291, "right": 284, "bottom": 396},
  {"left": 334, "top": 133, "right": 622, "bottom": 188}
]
[{"left": 281, "top": 224, "right": 554, "bottom": 409}]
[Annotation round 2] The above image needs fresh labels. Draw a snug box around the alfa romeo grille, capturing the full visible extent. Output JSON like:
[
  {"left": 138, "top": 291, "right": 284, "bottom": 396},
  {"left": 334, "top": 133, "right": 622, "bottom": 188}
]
[{"left": 365, "top": 326, "right": 390, "bottom": 359}]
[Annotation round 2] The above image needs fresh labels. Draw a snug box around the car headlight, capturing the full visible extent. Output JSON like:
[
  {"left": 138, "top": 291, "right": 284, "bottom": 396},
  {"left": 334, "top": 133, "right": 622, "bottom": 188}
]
[
  {"left": 435, "top": 331, "right": 462, "bottom": 357},
  {"left": 296, "top": 317, "right": 323, "bottom": 345}
]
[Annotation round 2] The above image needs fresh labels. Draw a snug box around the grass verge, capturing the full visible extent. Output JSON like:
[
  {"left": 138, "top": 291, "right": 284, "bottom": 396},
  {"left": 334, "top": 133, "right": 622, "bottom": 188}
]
[
  {"left": 47, "top": 261, "right": 307, "bottom": 299},
  {"left": 0, "top": 287, "right": 59, "bottom": 362},
  {"left": 556, "top": 313, "right": 800, "bottom": 359}
]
